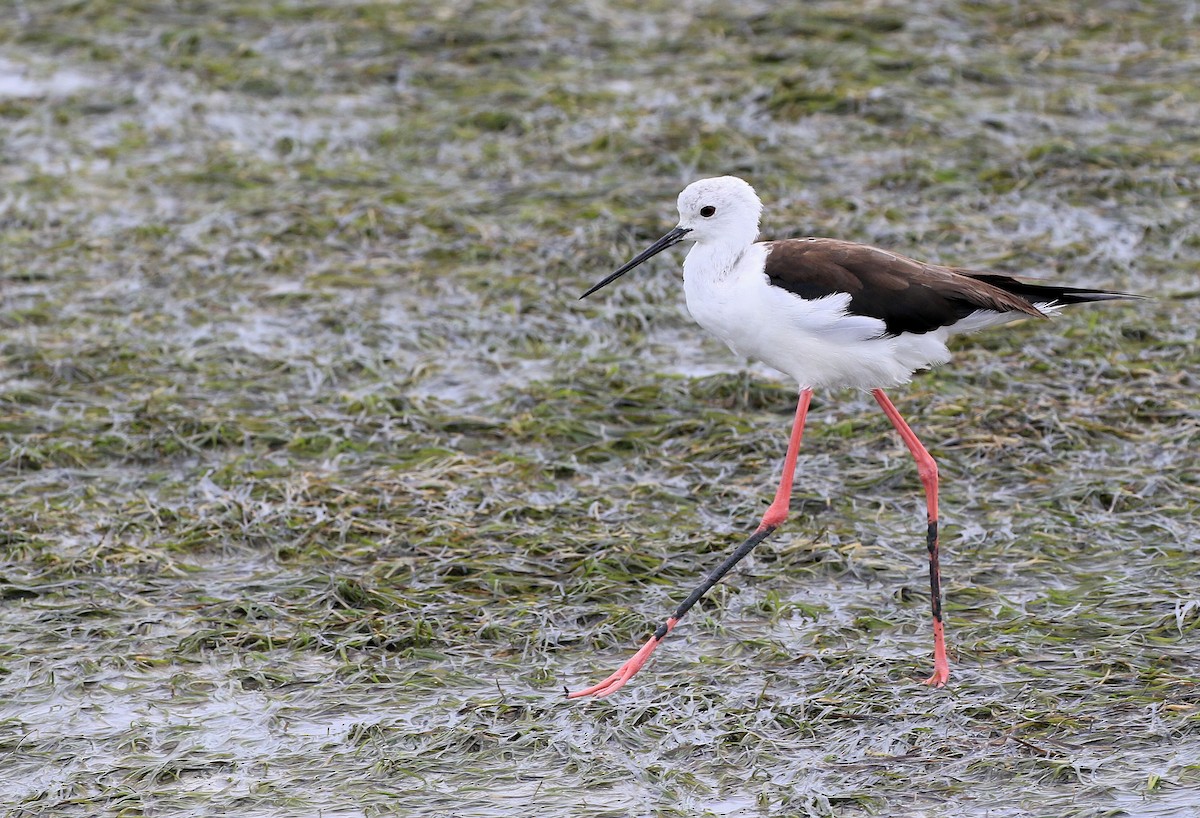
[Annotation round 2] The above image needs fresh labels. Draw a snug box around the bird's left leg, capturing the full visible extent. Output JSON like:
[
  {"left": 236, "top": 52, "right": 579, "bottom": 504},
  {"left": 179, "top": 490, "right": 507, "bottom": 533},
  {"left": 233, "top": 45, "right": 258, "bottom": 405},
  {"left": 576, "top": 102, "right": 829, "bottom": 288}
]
[
  {"left": 568, "top": 389, "right": 813, "bottom": 699},
  {"left": 872, "top": 389, "right": 949, "bottom": 687}
]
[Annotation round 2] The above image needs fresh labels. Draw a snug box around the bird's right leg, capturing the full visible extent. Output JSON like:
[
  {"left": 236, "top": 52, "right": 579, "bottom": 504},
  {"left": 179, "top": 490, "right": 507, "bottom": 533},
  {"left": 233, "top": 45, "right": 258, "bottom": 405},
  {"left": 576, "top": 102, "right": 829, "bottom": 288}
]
[{"left": 872, "top": 389, "right": 949, "bottom": 687}]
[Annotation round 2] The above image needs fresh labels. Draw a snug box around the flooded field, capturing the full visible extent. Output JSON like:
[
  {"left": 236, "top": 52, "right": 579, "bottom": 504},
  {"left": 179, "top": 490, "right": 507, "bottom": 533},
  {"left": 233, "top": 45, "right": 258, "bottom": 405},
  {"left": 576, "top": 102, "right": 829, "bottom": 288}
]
[{"left": 2, "top": 1, "right": 1198, "bottom": 816}]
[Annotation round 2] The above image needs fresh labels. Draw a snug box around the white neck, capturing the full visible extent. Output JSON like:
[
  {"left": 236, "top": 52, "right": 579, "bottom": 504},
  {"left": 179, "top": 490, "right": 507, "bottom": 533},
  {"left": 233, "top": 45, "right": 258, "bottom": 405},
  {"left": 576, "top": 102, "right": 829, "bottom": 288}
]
[{"left": 683, "top": 237, "right": 754, "bottom": 281}]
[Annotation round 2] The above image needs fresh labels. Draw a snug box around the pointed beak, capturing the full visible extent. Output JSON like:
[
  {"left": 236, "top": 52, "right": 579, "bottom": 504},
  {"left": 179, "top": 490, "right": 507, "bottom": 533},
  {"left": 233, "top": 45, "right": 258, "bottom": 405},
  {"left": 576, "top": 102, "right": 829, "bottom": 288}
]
[{"left": 580, "top": 226, "right": 692, "bottom": 299}]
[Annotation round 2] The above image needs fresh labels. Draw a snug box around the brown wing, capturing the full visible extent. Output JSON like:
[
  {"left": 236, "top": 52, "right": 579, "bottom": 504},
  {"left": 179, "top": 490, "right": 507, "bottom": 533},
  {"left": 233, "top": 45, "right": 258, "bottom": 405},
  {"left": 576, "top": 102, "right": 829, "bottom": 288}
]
[{"left": 761, "top": 238, "right": 1044, "bottom": 336}]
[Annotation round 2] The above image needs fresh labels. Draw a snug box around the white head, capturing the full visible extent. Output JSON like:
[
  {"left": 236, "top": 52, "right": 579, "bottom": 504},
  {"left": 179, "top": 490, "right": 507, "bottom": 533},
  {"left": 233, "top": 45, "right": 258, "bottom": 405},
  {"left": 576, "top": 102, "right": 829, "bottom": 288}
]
[
  {"left": 580, "top": 175, "right": 763, "bottom": 299},
  {"left": 675, "top": 176, "right": 763, "bottom": 247}
]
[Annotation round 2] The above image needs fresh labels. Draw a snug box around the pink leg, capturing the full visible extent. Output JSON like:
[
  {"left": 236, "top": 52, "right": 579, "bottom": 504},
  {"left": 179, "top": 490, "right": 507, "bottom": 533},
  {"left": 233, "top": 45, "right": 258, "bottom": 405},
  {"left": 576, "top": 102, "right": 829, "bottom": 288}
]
[
  {"left": 568, "top": 389, "right": 813, "bottom": 699},
  {"left": 760, "top": 389, "right": 812, "bottom": 531},
  {"left": 872, "top": 389, "right": 949, "bottom": 687}
]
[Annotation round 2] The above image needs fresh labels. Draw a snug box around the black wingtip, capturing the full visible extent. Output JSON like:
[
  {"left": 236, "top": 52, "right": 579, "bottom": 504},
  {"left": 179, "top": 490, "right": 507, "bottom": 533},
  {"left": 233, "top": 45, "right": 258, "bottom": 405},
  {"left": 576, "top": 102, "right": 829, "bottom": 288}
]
[
  {"left": 967, "top": 274, "right": 1146, "bottom": 306},
  {"left": 1062, "top": 290, "right": 1149, "bottom": 304}
]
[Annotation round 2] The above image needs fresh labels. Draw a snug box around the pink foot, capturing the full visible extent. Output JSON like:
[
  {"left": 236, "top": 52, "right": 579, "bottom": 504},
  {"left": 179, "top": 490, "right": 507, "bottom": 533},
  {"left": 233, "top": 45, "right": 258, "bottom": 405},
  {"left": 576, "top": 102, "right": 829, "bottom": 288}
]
[
  {"left": 568, "top": 619, "right": 678, "bottom": 699},
  {"left": 923, "top": 658, "right": 950, "bottom": 687},
  {"left": 568, "top": 636, "right": 660, "bottom": 698},
  {"left": 923, "top": 619, "right": 950, "bottom": 687}
]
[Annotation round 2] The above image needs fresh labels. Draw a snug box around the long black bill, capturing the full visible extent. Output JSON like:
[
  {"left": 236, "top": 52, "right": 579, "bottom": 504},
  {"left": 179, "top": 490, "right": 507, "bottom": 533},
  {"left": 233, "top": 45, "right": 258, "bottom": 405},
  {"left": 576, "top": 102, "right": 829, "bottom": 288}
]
[{"left": 580, "top": 226, "right": 691, "bottom": 299}]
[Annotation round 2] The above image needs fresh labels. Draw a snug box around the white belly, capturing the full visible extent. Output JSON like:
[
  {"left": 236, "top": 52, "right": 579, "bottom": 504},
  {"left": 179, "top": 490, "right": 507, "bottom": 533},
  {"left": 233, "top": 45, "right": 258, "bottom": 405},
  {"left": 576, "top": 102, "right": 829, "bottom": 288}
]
[{"left": 682, "top": 243, "right": 953, "bottom": 390}]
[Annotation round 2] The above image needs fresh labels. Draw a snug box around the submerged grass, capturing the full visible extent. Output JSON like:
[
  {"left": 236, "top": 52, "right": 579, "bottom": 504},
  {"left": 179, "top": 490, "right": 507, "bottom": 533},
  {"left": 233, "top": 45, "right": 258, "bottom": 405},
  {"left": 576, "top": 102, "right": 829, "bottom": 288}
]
[{"left": 2, "top": 0, "right": 1199, "bottom": 816}]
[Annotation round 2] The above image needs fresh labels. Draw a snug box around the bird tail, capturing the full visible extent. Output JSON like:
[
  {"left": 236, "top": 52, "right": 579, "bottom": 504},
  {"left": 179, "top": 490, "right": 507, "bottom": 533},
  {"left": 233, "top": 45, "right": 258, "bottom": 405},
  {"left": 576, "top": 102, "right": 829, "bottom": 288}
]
[{"left": 965, "top": 273, "right": 1143, "bottom": 311}]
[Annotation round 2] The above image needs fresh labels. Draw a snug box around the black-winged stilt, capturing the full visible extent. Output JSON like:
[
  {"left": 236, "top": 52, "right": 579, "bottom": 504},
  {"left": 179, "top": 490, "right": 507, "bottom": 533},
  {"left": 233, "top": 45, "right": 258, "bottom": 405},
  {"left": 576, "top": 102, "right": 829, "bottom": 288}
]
[{"left": 569, "top": 175, "right": 1139, "bottom": 699}]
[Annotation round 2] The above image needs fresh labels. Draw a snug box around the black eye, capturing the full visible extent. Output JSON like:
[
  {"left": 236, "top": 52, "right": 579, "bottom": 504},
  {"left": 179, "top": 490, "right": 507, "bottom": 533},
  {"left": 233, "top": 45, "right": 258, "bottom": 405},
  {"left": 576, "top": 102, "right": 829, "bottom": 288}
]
[{"left": 700, "top": 205, "right": 716, "bottom": 217}]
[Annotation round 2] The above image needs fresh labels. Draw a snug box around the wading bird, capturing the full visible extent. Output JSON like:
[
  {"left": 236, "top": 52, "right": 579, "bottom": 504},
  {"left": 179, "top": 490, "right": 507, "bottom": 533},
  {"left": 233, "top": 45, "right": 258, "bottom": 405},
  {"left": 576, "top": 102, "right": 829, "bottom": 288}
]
[{"left": 569, "top": 175, "right": 1138, "bottom": 699}]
